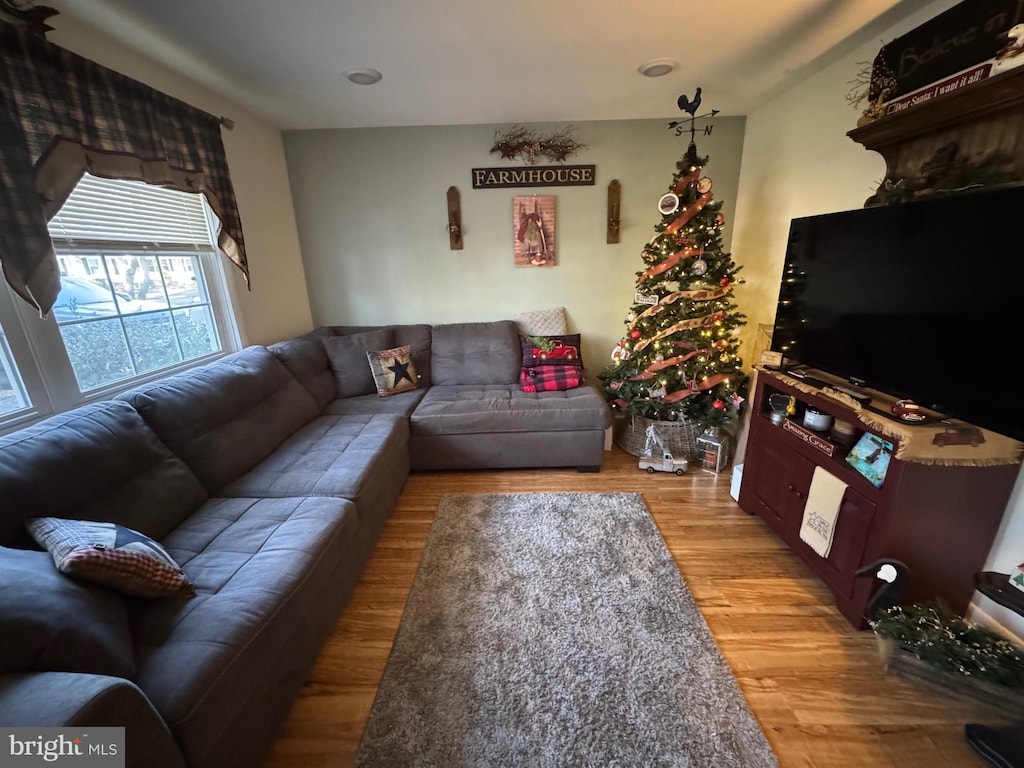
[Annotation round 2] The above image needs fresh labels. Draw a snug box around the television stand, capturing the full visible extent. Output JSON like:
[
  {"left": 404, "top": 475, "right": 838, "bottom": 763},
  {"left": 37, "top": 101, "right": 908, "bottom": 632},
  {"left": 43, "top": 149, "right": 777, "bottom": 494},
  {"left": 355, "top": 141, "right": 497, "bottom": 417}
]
[{"left": 739, "top": 369, "right": 1021, "bottom": 628}]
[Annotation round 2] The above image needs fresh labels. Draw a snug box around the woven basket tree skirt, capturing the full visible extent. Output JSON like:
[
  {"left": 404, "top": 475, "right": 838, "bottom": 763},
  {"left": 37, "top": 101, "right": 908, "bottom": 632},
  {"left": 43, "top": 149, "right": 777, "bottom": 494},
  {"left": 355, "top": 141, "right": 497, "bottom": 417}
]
[{"left": 616, "top": 414, "right": 703, "bottom": 459}]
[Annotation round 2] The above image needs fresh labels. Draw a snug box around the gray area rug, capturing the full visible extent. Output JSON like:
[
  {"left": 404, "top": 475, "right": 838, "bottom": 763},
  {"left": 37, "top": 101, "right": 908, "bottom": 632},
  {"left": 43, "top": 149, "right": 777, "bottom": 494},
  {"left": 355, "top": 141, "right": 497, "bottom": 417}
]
[{"left": 355, "top": 492, "right": 778, "bottom": 767}]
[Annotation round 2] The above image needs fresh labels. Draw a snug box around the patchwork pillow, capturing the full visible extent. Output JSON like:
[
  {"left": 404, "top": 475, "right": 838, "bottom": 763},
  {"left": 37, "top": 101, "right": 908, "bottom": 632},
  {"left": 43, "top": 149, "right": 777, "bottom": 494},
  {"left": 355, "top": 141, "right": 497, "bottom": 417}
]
[
  {"left": 521, "top": 334, "right": 584, "bottom": 368},
  {"left": 323, "top": 329, "right": 393, "bottom": 397},
  {"left": 515, "top": 307, "right": 567, "bottom": 336},
  {"left": 0, "top": 547, "right": 135, "bottom": 678},
  {"left": 26, "top": 517, "right": 194, "bottom": 599},
  {"left": 367, "top": 345, "right": 422, "bottom": 396}
]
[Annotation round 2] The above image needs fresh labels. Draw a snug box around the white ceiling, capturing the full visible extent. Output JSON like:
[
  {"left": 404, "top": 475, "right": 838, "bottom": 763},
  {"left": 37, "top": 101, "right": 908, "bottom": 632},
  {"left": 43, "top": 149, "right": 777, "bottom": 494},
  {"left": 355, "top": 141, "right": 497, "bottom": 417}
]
[{"left": 56, "top": 0, "right": 935, "bottom": 130}]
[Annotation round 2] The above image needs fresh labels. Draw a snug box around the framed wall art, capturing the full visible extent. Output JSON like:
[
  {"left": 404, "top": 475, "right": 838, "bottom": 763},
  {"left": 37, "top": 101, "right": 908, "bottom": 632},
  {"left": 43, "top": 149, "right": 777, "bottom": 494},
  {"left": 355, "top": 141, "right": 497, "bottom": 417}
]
[{"left": 513, "top": 195, "right": 556, "bottom": 267}]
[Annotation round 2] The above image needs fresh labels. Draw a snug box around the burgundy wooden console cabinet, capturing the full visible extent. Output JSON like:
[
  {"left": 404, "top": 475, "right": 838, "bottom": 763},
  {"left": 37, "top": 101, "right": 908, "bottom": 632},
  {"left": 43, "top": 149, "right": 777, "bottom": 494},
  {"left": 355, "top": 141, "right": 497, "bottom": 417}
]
[{"left": 738, "top": 370, "right": 1021, "bottom": 628}]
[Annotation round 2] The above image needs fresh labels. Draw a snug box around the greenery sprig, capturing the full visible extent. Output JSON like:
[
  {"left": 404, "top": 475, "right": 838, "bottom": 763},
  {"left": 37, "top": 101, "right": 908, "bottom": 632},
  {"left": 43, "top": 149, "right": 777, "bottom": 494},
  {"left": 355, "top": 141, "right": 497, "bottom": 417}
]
[
  {"left": 872, "top": 603, "right": 1024, "bottom": 688},
  {"left": 490, "top": 125, "right": 585, "bottom": 164}
]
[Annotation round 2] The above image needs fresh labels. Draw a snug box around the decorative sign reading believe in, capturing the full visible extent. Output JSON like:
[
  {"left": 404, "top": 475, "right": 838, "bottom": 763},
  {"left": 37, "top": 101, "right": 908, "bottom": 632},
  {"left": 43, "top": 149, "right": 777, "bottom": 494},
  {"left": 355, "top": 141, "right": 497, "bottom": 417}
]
[{"left": 472, "top": 165, "right": 596, "bottom": 190}]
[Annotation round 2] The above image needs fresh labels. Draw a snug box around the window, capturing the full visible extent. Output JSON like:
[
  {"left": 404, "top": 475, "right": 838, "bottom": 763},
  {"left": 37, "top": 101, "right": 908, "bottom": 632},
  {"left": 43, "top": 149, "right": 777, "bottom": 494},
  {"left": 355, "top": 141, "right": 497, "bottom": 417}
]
[
  {"left": 0, "top": 326, "right": 29, "bottom": 417},
  {"left": 0, "top": 174, "right": 240, "bottom": 433}
]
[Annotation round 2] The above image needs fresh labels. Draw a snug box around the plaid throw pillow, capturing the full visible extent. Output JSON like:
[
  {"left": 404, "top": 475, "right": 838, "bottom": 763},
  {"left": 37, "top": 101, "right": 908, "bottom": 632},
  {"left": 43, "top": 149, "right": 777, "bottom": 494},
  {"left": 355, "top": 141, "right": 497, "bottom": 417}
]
[
  {"left": 520, "top": 364, "right": 584, "bottom": 392},
  {"left": 25, "top": 518, "right": 193, "bottom": 599}
]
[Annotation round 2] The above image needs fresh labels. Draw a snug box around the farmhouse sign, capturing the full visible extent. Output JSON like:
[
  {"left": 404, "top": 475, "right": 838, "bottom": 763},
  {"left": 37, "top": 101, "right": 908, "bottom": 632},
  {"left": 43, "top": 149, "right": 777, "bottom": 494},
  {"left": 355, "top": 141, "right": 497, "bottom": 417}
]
[{"left": 471, "top": 164, "right": 596, "bottom": 190}]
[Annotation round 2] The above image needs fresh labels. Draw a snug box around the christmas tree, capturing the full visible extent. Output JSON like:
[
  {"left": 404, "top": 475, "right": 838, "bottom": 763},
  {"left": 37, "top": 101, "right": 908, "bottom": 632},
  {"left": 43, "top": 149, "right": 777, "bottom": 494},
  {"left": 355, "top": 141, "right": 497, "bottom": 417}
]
[{"left": 599, "top": 139, "right": 748, "bottom": 429}]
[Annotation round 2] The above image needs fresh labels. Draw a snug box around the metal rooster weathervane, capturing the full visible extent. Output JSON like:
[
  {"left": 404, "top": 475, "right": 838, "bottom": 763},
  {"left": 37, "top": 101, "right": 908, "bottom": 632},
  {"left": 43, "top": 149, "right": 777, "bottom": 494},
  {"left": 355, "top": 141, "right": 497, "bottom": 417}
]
[{"left": 667, "top": 87, "right": 720, "bottom": 141}]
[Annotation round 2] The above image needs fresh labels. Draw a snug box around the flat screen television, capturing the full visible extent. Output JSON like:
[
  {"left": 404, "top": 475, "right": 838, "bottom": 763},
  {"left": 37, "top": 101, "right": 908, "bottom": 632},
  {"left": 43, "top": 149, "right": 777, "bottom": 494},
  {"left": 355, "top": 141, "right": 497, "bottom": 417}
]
[{"left": 770, "top": 184, "right": 1024, "bottom": 441}]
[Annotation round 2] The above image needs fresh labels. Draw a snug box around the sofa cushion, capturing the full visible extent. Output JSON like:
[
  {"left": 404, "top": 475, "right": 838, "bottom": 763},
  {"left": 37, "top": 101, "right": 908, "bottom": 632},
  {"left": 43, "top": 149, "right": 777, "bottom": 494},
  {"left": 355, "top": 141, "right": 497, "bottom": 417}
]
[
  {"left": 321, "top": 388, "right": 427, "bottom": 417},
  {"left": 1, "top": 547, "right": 135, "bottom": 679},
  {"left": 0, "top": 400, "right": 206, "bottom": 544},
  {"left": 120, "top": 346, "right": 320, "bottom": 493},
  {"left": 268, "top": 334, "right": 335, "bottom": 411},
  {"left": 216, "top": 413, "right": 409, "bottom": 504},
  {"left": 27, "top": 518, "right": 193, "bottom": 599},
  {"left": 430, "top": 320, "right": 521, "bottom": 386},
  {"left": 323, "top": 329, "right": 392, "bottom": 397},
  {"left": 128, "top": 495, "right": 359, "bottom": 763},
  {"left": 367, "top": 345, "right": 422, "bottom": 396},
  {"left": 411, "top": 383, "right": 612, "bottom": 436},
  {"left": 319, "top": 324, "right": 433, "bottom": 387}
]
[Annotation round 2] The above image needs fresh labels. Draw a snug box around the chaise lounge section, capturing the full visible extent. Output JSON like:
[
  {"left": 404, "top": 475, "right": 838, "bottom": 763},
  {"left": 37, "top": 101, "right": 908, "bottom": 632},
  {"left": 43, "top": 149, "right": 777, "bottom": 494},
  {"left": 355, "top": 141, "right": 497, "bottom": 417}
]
[{"left": 0, "top": 317, "right": 611, "bottom": 768}]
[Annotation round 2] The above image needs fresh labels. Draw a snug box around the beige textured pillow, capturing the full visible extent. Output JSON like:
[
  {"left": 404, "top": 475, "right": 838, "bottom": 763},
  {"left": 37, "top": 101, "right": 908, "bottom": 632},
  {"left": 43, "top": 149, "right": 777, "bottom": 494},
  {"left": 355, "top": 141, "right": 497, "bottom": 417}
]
[{"left": 514, "top": 307, "right": 567, "bottom": 336}]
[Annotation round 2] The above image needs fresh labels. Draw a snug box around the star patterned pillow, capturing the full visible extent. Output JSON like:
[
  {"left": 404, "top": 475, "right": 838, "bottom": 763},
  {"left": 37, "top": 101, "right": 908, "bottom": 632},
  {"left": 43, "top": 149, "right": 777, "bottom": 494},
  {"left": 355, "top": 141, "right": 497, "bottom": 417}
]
[
  {"left": 25, "top": 517, "right": 194, "bottom": 599},
  {"left": 366, "top": 345, "right": 422, "bottom": 397}
]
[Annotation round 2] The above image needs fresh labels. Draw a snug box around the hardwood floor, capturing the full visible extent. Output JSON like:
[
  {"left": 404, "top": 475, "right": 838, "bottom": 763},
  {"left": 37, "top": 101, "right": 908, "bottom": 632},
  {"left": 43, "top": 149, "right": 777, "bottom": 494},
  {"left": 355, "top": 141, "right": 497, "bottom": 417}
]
[{"left": 265, "top": 447, "right": 1006, "bottom": 767}]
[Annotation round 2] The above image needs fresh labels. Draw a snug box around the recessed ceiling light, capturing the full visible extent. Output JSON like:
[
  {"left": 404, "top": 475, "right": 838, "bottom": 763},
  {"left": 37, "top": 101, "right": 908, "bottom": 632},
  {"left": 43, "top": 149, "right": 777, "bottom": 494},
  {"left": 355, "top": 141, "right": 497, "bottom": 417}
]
[
  {"left": 345, "top": 68, "right": 383, "bottom": 85},
  {"left": 638, "top": 59, "right": 677, "bottom": 78}
]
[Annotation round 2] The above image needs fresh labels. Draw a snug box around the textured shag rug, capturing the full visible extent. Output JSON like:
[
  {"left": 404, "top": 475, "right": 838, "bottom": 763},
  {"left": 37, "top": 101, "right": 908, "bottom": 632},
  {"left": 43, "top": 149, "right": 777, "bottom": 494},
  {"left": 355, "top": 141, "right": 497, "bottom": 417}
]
[{"left": 355, "top": 492, "right": 778, "bottom": 767}]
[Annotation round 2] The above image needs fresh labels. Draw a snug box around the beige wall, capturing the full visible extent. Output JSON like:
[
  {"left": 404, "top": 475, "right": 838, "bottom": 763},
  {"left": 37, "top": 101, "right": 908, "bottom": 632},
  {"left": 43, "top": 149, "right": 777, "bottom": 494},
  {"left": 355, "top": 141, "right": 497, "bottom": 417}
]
[
  {"left": 47, "top": 11, "right": 313, "bottom": 346},
  {"left": 282, "top": 118, "right": 745, "bottom": 367},
  {"left": 732, "top": 0, "right": 1024, "bottom": 638}
]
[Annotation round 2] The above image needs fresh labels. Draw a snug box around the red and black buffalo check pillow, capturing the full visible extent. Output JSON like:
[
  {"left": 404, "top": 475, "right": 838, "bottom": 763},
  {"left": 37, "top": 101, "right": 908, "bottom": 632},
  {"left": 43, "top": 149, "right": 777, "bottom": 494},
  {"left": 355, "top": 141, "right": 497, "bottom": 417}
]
[{"left": 520, "top": 334, "right": 585, "bottom": 392}]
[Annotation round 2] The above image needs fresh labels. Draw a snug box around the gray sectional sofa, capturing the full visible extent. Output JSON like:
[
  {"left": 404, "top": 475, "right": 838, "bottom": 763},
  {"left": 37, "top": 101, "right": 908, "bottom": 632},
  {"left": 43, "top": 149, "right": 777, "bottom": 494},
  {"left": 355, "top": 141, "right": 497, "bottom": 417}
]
[{"left": 0, "top": 319, "right": 610, "bottom": 768}]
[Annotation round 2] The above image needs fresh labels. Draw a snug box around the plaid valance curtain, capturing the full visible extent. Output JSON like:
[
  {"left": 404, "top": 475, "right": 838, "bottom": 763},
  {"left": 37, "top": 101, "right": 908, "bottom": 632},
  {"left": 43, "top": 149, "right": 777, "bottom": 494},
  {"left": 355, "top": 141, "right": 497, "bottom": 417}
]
[{"left": 0, "top": 24, "right": 249, "bottom": 316}]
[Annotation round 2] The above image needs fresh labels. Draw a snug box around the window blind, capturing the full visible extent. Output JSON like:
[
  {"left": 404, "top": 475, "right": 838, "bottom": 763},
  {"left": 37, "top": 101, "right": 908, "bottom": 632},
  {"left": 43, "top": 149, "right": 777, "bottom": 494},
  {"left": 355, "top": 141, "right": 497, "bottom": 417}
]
[{"left": 47, "top": 174, "right": 213, "bottom": 251}]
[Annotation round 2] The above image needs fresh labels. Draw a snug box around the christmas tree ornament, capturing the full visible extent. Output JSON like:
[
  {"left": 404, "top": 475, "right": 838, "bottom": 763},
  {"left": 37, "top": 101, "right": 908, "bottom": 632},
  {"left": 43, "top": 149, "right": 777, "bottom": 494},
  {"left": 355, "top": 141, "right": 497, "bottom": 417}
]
[
  {"left": 720, "top": 277, "right": 731, "bottom": 287},
  {"left": 691, "top": 259, "right": 708, "bottom": 276},
  {"left": 712, "top": 399, "right": 726, "bottom": 411},
  {"left": 630, "top": 329, "right": 642, "bottom": 340},
  {"left": 611, "top": 340, "right": 631, "bottom": 362},
  {"left": 697, "top": 177, "right": 713, "bottom": 194},
  {"left": 658, "top": 193, "right": 680, "bottom": 215}
]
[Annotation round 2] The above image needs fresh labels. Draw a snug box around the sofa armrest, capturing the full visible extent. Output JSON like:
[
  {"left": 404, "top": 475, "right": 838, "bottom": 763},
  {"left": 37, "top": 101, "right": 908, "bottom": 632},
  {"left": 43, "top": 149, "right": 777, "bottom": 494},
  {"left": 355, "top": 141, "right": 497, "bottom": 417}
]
[{"left": 0, "top": 672, "right": 185, "bottom": 768}]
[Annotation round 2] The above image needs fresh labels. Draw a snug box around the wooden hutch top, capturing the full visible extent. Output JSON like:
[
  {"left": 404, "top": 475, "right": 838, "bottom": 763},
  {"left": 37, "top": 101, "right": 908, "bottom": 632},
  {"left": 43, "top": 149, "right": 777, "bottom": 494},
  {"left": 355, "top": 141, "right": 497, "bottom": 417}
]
[{"left": 847, "top": 66, "right": 1024, "bottom": 204}]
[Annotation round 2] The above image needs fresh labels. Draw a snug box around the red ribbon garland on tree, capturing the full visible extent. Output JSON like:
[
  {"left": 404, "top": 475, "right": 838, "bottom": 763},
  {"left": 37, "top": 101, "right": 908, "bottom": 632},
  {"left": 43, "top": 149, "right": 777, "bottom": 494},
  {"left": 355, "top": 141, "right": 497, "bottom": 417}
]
[
  {"left": 660, "top": 373, "right": 731, "bottom": 402},
  {"left": 628, "top": 286, "right": 730, "bottom": 328},
  {"left": 632, "top": 313, "right": 715, "bottom": 354},
  {"left": 663, "top": 192, "right": 713, "bottom": 236},
  {"left": 638, "top": 247, "right": 700, "bottom": 283},
  {"left": 629, "top": 348, "right": 710, "bottom": 380},
  {"left": 610, "top": 372, "right": 732, "bottom": 410}
]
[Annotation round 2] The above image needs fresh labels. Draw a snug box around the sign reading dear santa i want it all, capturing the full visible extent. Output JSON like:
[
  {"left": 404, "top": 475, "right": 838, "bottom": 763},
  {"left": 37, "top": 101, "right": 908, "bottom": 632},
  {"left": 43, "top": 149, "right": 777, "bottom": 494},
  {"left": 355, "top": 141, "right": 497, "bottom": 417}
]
[
  {"left": 472, "top": 165, "right": 596, "bottom": 189},
  {"left": 869, "top": 0, "right": 1023, "bottom": 103}
]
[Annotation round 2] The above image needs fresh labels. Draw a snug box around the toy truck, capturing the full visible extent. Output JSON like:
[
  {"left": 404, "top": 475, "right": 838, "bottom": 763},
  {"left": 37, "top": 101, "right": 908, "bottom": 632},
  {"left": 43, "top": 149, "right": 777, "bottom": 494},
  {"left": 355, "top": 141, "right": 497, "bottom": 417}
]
[{"left": 639, "top": 451, "right": 688, "bottom": 475}]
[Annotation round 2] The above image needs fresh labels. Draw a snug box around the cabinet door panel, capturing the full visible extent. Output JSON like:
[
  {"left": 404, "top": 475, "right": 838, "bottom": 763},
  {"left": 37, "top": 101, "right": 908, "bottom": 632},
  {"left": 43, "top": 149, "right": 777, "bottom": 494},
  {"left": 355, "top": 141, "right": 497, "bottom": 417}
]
[
  {"left": 748, "top": 433, "right": 815, "bottom": 539},
  {"left": 795, "top": 487, "right": 876, "bottom": 598}
]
